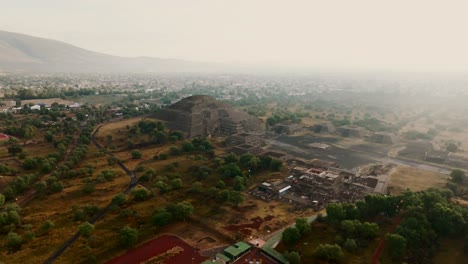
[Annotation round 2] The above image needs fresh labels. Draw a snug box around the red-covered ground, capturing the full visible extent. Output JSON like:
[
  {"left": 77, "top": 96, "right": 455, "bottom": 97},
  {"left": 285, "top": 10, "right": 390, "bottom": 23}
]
[
  {"left": 224, "top": 215, "right": 274, "bottom": 236},
  {"left": 0, "top": 133, "right": 9, "bottom": 140},
  {"left": 106, "top": 234, "right": 207, "bottom": 264}
]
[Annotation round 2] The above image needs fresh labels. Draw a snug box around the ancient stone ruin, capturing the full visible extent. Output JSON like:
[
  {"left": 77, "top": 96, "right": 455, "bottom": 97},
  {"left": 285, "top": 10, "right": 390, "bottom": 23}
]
[{"left": 157, "top": 95, "right": 264, "bottom": 137}]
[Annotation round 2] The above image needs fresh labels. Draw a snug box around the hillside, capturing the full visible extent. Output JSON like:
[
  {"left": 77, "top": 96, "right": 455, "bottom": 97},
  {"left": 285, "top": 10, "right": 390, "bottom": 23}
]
[{"left": 0, "top": 30, "right": 215, "bottom": 73}]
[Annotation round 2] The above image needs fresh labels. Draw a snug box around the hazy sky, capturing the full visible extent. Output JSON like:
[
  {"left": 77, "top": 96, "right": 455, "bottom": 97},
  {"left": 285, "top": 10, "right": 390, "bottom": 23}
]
[{"left": 1, "top": 0, "right": 468, "bottom": 72}]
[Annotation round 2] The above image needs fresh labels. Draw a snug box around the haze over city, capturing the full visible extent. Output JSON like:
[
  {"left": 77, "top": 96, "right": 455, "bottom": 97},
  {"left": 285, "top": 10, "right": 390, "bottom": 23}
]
[
  {"left": 0, "top": 2, "right": 467, "bottom": 264},
  {"left": 2, "top": 0, "right": 468, "bottom": 72}
]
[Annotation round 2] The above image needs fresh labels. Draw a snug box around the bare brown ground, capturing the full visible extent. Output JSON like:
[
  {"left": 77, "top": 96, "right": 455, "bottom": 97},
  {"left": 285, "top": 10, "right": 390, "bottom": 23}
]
[{"left": 388, "top": 165, "right": 449, "bottom": 194}]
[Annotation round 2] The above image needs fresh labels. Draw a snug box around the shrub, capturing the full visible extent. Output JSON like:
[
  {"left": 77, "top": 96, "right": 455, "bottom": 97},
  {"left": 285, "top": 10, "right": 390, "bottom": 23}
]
[{"left": 119, "top": 226, "right": 138, "bottom": 248}]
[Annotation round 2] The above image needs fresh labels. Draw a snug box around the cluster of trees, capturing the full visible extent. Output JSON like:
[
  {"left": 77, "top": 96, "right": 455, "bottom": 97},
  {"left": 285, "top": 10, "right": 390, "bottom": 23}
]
[
  {"left": 336, "top": 220, "right": 379, "bottom": 250},
  {"left": 282, "top": 218, "right": 311, "bottom": 246},
  {"left": 72, "top": 204, "right": 100, "bottom": 222},
  {"left": 0, "top": 203, "right": 22, "bottom": 234},
  {"left": 96, "top": 169, "right": 117, "bottom": 183},
  {"left": 13, "top": 87, "right": 97, "bottom": 100},
  {"left": 447, "top": 169, "right": 468, "bottom": 197},
  {"left": 313, "top": 244, "right": 344, "bottom": 263},
  {"left": 281, "top": 189, "right": 466, "bottom": 263},
  {"left": 2, "top": 174, "right": 38, "bottom": 200},
  {"left": 0, "top": 204, "right": 30, "bottom": 251},
  {"left": 22, "top": 156, "right": 56, "bottom": 173},
  {"left": 162, "top": 137, "right": 214, "bottom": 158},
  {"left": 246, "top": 105, "right": 267, "bottom": 117},
  {"left": 266, "top": 110, "right": 307, "bottom": 126},
  {"left": 129, "top": 120, "right": 184, "bottom": 145},
  {"left": 0, "top": 163, "right": 17, "bottom": 176},
  {"left": 153, "top": 174, "right": 183, "bottom": 194},
  {"left": 181, "top": 137, "right": 214, "bottom": 153},
  {"left": 208, "top": 187, "right": 245, "bottom": 207},
  {"left": 151, "top": 201, "right": 194, "bottom": 227},
  {"left": 3, "top": 124, "right": 36, "bottom": 141},
  {"left": 403, "top": 130, "right": 434, "bottom": 140},
  {"left": 218, "top": 153, "right": 283, "bottom": 178},
  {"left": 353, "top": 117, "right": 398, "bottom": 132},
  {"left": 324, "top": 189, "right": 467, "bottom": 263}
]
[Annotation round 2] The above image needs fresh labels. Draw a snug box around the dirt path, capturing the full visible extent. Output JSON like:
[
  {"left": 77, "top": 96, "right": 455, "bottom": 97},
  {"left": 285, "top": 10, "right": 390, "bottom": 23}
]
[{"left": 370, "top": 215, "right": 402, "bottom": 264}]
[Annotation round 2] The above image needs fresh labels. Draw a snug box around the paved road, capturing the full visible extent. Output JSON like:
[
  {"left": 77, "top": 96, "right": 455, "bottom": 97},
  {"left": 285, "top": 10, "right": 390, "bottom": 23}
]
[
  {"left": 43, "top": 124, "right": 138, "bottom": 264},
  {"left": 383, "top": 157, "right": 451, "bottom": 174}
]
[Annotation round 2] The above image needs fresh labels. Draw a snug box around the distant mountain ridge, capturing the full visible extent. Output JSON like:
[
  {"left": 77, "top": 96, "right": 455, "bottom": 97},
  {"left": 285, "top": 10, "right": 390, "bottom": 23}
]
[{"left": 0, "top": 30, "right": 217, "bottom": 73}]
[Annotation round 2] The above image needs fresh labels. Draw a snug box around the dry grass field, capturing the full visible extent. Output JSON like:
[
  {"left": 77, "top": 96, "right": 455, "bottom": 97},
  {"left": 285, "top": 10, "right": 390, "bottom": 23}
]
[
  {"left": 388, "top": 166, "right": 449, "bottom": 194},
  {"left": 0, "top": 117, "right": 306, "bottom": 263},
  {"left": 21, "top": 98, "right": 75, "bottom": 106}
]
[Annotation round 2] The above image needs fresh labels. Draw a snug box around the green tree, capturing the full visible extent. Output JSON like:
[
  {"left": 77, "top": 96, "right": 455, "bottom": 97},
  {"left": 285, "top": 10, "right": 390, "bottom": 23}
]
[
  {"left": 23, "top": 125, "right": 36, "bottom": 143},
  {"left": 313, "top": 244, "right": 344, "bottom": 262},
  {"left": 170, "top": 178, "right": 183, "bottom": 189},
  {"left": 340, "top": 220, "right": 358, "bottom": 238},
  {"left": 229, "top": 190, "right": 245, "bottom": 207},
  {"left": 215, "top": 180, "right": 226, "bottom": 189},
  {"left": 259, "top": 155, "right": 273, "bottom": 170},
  {"left": 119, "top": 226, "right": 139, "bottom": 248},
  {"left": 386, "top": 233, "right": 406, "bottom": 259},
  {"left": 224, "top": 153, "right": 238, "bottom": 164},
  {"left": 111, "top": 194, "right": 127, "bottom": 207},
  {"left": 326, "top": 203, "right": 346, "bottom": 224},
  {"left": 132, "top": 188, "right": 149, "bottom": 201},
  {"left": 131, "top": 150, "right": 142, "bottom": 159},
  {"left": 182, "top": 141, "right": 195, "bottom": 152},
  {"left": 446, "top": 142, "right": 458, "bottom": 152},
  {"left": 270, "top": 159, "right": 283, "bottom": 171},
  {"left": 152, "top": 209, "right": 173, "bottom": 226},
  {"left": 282, "top": 227, "right": 301, "bottom": 246},
  {"left": 39, "top": 220, "right": 55, "bottom": 235},
  {"left": 343, "top": 238, "right": 358, "bottom": 252},
  {"left": 154, "top": 180, "right": 170, "bottom": 194},
  {"left": 7, "top": 144, "right": 22, "bottom": 156},
  {"left": 358, "top": 222, "right": 379, "bottom": 240},
  {"left": 44, "top": 131, "right": 54, "bottom": 142},
  {"left": 169, "top": 146, "right": 181, "bottom": 156},
  {"left": 240, "top": 153, "right": 255, "bottom": 165},
  {"left": 79, "top": 222, "right": 94, "bottom": 237},
  {"left": 50, "top": 181, "right": 64, "bottom": 193},
  {"left": 171, "top": 201, "right": 194, "bottom": 221},
  {"left": 218, "top": 163, "right": 242, "bottom": 178},
  {"left": 0, "top": 193, "right": 4, "bottom": 207},
  {"left": 8, "top": 210, "right": 21, "bottom": 225},
  {"left": 295, "top": 218, "right": 311, "bottom": 236},
  {"left": 450, "top": 169, "right": 465, "bottom": 184},
  {"left": 6, "top": 232, "right": 23, "bottom": 250},
  {"left": 283, "top": 251, "right": 301, "bottom": 264},
  {"left": 233, "top": 176, "right": 246, "bottom": 191}
]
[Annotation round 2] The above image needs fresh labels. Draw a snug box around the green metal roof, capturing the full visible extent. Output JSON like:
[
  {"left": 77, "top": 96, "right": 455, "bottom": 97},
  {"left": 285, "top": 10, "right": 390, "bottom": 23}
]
[
  {"left": 216, "top": 253, "right": 231, "bottom": 262},
  {"left": 223, "top": 246, "right": 242, "bottom": 258},
  {"left": 262, "top": 247, "right": 290, "bottom": 264},
  {"left": 234, "top": 241, "right": 251, "bottom": 252}
]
